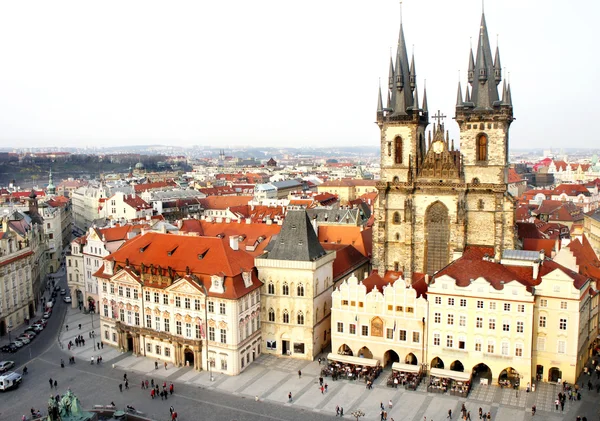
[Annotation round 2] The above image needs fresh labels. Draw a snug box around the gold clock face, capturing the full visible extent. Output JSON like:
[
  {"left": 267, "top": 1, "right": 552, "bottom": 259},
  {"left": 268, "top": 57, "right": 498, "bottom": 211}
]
[{"left": 432, "top": 140, "right": 444, "bottom": 154}]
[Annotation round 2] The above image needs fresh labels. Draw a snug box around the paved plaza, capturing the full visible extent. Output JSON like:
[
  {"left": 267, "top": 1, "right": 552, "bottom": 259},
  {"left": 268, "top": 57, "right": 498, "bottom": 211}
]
[{"left": 2, "top": 305, "right": 599, "bottom": 420}]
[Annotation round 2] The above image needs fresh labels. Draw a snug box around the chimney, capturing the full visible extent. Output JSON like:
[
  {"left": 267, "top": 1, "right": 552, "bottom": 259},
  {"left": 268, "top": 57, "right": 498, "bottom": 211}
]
[
  {"left": 532, "top": 261, "right": 540, "bottom": 280},
  {"left": 229, "top": 235, "right": 239, "bottom": 251},
  {"left": 539, "top": 249, "right": 545, "bottom": 261}
]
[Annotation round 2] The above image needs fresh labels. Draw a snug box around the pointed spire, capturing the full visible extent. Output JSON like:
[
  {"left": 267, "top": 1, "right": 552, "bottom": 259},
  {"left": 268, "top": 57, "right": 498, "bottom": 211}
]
[
  {"left": 377, "top": 82, "right": 384, "bottom": 114},
  {"left": 387, "top": 91, "right": 392, "bottom": 110},
  {"left": 412, "top": 87, "right": 420, "bottom": 112},
  {"left": 388, "top": 56, "right": 395, "bottom": 91},
  {"left": 501, "top": 79, "right": 507, "bottom": 103},
  {"left": 467, "top": 48, "right": 475, "bottom": 84},
  {"left": 392, "top": 21, "right": 413, "bottom": 115},
  {"left": 422, "top": 81, "right": 429, "bottom": 114},
  {"left": 456, "top": 81, "right": 464, "bottom": 106},
  {"left": 505, "top": 83, "right": 513, "bottom": 106},
  {"left": 470, "top": 12, "right": 500, "bottom": 109},
  {"left": 465, "top": 85, "right": 471, "bottom": 103},
  {"left": 409, "top": 51, "right": 416, "bottom": 91},
  {"left": 493, "top": 45, "right": 502, "bottom": 85}
]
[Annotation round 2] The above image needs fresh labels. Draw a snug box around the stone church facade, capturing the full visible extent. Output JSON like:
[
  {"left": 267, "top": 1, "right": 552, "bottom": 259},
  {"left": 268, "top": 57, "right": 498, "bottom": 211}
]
[{"left": 372, "top": 14, "right": 515, "bottom": 280}]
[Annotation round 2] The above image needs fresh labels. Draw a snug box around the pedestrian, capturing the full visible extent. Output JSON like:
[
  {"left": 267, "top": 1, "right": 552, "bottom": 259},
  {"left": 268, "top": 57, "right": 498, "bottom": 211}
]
[
  {"left": 79, "top": 324, "right": 81, "bottom": 329},
  {"left": 61, "top": 359, "right": 64, "bottom": 368},
  {"left": 380, "top": 410, "right": 385, "bottom": 421},
  {"left": 155, "top": 361, "right": 159, "bottom": 370},
  {"left": 325, "top": 383, "right": 328, "bottom": 392},
  {"left": 560, "top": 401, "right": 564, "bottom": 411},
  {"left": 298, "top": 370, "right": 301, "bottom": 378},
  {"left": 101, "top": 342, "right": 104, "bottom": 349},
  {"left": 448, "top": 409, "right": 452, "bottom": 419},
  {"left": 54, "top": 380, "right": 57, "bottom": 389},
  {"left": 554, "top": 399, "right": 559, "bottom": 410},
  {"left": 319, "top": 376, "right": 324, "bottom": 386},
  {"left": 119, "top": 383, "right": 123, "bottom": 392},
  {"left": 145, "top": 380, "right": 149, "bottom": 389},
  {"left": 151, "top": 379, "right": 154, "bottom": 387},
  {"left": 380, "top": 402, "right": 385, "bottom": 411},
  {"left": 172, "top": 411, "right": 177, "bottom": 421},
  {"left": 170, "top": 406, "right": 174, "bottom": 415},
  {"left": 467, "top": 411, "right": 471, "bottom": 421},
  {"left": 49, "top": 378, "right": 53, "bottom": 389},
  {"left": 141, "top": 380, "right": 145, "bottom": 389},
  {"left": 125, "top": 380, "right": 129, "bottom": 390},
  {"left": 151, "top": 389, "right": 155, "bottom": 399},
  {"left": 165, "top": 361, "right": 168, "bottom": 370},
  {"left": 124, "top": 373, "right": 127, "bottom": 381},
  {"left": 487, "top": 412, "right": 491, "bottom": 420},
  {"left": 321, "top": 385, "right": 324, "bottom": 394},
  {"left": 336, "top": 405, "right": 340, "bottom": 416},
  {"left": 318, "top": 357, "right": 322, "bottom": 365},
  {"left": 169, "top": 383, "right": 174, "bottom": 395},
  {"left": 66, "top": 325, "right": 69, "bottom": 331},
  {"left": 531, "top": 406, "right": 536, "bottom": 416},
  {"left": 388, "top": 399, "right": 393, "bottom": 409},
  {"left": 340, "top": 407, "right": 344, "bottom": 417},
  {"left": 288, "top": 392, "right": 293, "bottom": 402}
]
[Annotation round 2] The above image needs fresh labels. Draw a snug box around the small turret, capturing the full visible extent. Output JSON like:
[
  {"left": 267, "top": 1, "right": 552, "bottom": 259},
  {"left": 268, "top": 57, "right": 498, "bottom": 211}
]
[
  {"left": 494, "top": 46, "right": 502, "bottom": 85},
  {"left": 411, "top": 87, "right": 420, "bottom": 112},
  {"left": 388, "top": 56, "right": 395, "bottom": 90},
  {"left": 409, "top": 52, "right": 416, "bottom": 91},
  {"left": 467, "top": 48, "right": 475, "bottom": 84},
  {"left": 456, "top": 81, "right": 464, "bottom": 106},
  {"left": 422, "top": 84, "right": 429, "bottom": 114},
  {"left": 376, "top": 83, "right": 384, "bottom": 118}
]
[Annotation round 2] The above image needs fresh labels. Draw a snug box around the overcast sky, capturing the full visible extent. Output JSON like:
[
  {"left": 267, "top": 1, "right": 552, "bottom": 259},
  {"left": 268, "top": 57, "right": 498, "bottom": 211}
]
[{"left": 0, "top": 0, "right": 596, "bottom": 150}]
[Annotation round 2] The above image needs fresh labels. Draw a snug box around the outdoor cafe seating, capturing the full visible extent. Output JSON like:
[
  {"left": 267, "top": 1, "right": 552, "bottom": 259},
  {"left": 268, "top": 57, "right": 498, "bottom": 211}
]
[
  {"left": 427, "top": 368, "right": 472, "bottom": 397},
  {"left": 387, "top": 362, "right": 423, "bottom": 390},
  {"left": 322, "top": 353, "right": 382, "bottom": 383}
]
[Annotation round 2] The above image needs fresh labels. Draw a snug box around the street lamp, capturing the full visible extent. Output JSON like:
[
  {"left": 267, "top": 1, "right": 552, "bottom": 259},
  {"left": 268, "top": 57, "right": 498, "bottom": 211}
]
[{"left": 351, "top": 409, "right": 365, "bottom": 421}]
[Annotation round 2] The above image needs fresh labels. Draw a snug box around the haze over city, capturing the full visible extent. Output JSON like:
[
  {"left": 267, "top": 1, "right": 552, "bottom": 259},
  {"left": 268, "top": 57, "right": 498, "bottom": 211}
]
[{"left": 0, "top": 0, "right": 596, "bottom": 150}]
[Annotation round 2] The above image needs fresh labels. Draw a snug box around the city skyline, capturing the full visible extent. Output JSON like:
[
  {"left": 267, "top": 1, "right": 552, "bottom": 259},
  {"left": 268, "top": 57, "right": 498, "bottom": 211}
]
[{"left": 0, "top": 0, "right": 596, "bottom": 149}]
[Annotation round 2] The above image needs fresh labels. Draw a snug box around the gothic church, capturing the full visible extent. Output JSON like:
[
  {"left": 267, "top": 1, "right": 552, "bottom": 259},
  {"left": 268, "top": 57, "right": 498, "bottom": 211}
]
[{"left": 373, "top": 12, "right": 515, "bottom": 280}]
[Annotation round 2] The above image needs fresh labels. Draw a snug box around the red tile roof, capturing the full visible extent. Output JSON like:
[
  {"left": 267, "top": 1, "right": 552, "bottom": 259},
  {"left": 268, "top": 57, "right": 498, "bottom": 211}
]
[
  {"left": 322, "top": 243, "right": 369, "bottom": 280},
  {"left": 198, "top": 195, "right": 252, "bottom": 210},
  {"left": 552, "top": 184, "right": 590, "bottom": 197},
  {"left": 317, "top": 225, "right": 373, "bottom": 257},
  {"left": 319, "top": 179, "right": 377, "bottom": 188},
  {"left": 567, "top": 235, "right": 600, "bottom": 281},
  {"left": 534, "top": 200, "right": 584, "bottom": 222},
  {"left": 133, "top": 180, "right": 177, "bottom": 193},
  {"left": 97, "top": 224, "right": 146, "bottom": 242},
  {"left": 104, "top": 232, "right": 261, "bottom": 299},
  {"left": 435, "top": 249, "right": 589, "bottom": 292},
  {"left": 508, "top": 168, "right": 524, "bottom": 183},
  {"left": 360, "top": 270, "right": 427, "bottom": 298},
  {"left": 523, "top": 238, "right": 559, "bottom": 253},
  {"left": 123, "top": 195, "right": 152, "bottom": 210}
]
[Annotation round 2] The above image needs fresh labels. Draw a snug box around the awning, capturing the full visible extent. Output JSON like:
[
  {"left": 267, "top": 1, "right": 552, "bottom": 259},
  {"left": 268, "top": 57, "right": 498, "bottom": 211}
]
[
  {"left": 430, "top": 368, "right": 471, "bottom": 381},
  {"left": 327, "top": 353, "right": 379, "bottom": 367},
  {"left": 392, "top": 362, "right": 420, "bottom": 374}
]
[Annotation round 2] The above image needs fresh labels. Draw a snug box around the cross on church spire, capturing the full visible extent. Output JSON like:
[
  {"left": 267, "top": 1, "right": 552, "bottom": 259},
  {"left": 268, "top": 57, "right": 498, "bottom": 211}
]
[{"left": 432, "top": 110, "right": 446, "bottom": 125}]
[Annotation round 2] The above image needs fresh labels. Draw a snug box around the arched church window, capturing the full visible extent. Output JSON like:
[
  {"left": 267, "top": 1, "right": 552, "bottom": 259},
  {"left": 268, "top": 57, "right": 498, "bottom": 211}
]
[
  {"left": 297, "top": 311, "right": 304, "bottom": 325},
  {"left": 478, "top": 199, "right": 484, "bottom": 210},
  {"left": 395, "top": 137, "right": 403, "bottom": 164},
  {"left": 282, "top": 283, "right": 289, "bottom": 296},
  {"left": 387, "top": 142, "right": 392, "bottom": 157},
  {"left": 425, "top": 202, "right": 450, "bottom": 275},
  {"left": 393, "top": 211, "right": 401, "bottom": 224},
  {"left": 297, "top": 284, "right": 305, "bottom": 297},
  {"left": 282, "top": 310, "right": 289, "bottom": 324},
  {"left": 395, "top": 233, "right": 400, "bottom": 241},
  {"left": 268, "top": 308, "right": 275, "bottom": 322},
  {"left": 477, "top": 134, "right": 488, "bottom": 162},
  {"left": 267, "top": 282, "right": 274, "bottom": 295}
]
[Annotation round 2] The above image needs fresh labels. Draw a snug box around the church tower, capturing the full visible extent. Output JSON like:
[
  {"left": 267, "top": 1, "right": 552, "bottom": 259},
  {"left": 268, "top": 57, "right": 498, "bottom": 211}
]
[
  {"left": 455, "top": 12, "right": 515, "bottom": 256},
  {"left": 373, "top": 11, "right": 515, "bottom": 281},
  {"left": 373, "top": 19, "right": 428, "bottom": 279}
]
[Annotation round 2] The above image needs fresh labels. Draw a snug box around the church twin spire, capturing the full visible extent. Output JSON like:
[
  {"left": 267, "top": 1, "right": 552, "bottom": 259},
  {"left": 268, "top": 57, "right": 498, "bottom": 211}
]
[
  {"left": 457, "top": 13, "right": 512, "bottom": 110},
  {"left": 377, "top": 20, "right": 427, "bottom": 119}
]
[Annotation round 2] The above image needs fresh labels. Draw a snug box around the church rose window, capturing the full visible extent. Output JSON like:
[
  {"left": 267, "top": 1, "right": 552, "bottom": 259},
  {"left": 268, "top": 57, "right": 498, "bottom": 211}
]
[{"left": 425, "top": 202, "right": 450, "bottom": 275}]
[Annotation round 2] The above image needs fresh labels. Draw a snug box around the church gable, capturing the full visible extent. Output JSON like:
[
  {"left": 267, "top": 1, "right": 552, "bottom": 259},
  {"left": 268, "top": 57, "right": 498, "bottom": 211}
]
[{"left": 417, "top": 122, "right": 462, "bottom": 181}]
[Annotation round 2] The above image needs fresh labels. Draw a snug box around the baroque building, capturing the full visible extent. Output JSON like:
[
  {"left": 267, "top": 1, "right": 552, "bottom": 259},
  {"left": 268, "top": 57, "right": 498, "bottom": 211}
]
[{"left": 373, "top": 13, "right": 515, "bottom": 280}]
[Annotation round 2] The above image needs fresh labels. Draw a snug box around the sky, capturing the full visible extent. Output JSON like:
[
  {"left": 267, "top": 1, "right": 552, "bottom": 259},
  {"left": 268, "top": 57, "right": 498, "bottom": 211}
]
[{"left": 0, "top": 0, "right": 597, "bottom": 150}]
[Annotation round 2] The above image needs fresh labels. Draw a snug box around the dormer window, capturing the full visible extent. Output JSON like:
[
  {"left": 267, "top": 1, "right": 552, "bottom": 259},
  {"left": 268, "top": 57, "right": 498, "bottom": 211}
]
[
  {"left": 210, "top": 275, "right": 224, "bottom": 294},
  {"left": 242, "top": 272, "right": 252, "bottom": 288}
]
